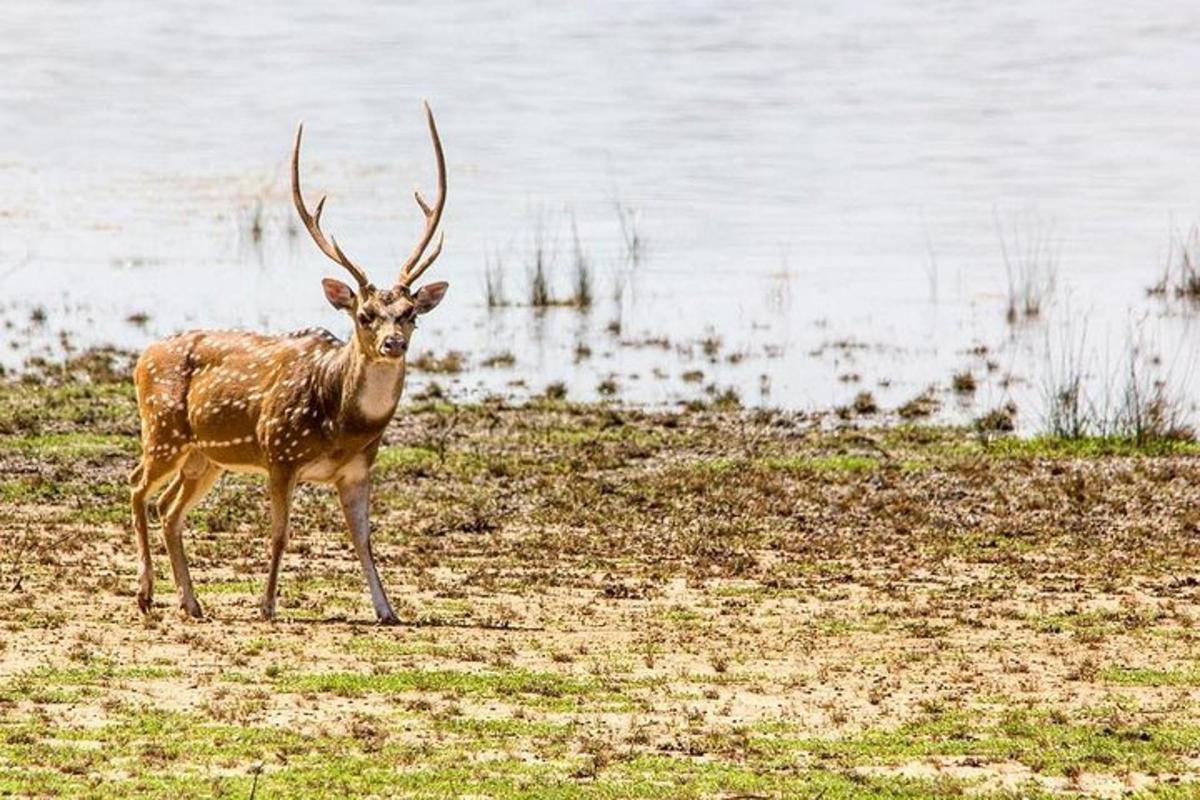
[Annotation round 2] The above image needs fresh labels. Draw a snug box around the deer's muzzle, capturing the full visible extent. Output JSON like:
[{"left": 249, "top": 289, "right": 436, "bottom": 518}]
[{"left": 379, "top": 335, "right": 408, "bottom": 358}]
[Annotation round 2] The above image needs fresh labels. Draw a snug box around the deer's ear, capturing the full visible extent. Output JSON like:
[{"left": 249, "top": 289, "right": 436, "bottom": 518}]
[
  {"left": 322, "top": 278, "right": 356, "bottom": 311},
  {"left": 414, "top": 281, "right": 449, "bottom": 314}
]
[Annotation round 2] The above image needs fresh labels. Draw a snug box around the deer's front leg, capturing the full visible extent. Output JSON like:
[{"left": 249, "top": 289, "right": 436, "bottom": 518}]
[
  {"left": 260, "top": 469, "right": 296, "bottom": 621},
  {"left": 336, "top": 477, "right": 399, "bottom": 625}
]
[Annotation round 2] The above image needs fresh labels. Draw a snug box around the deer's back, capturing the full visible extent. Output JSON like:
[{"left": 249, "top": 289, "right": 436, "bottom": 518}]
[{"left": 135, "top": 329, "right": 345, "bottom": 471}]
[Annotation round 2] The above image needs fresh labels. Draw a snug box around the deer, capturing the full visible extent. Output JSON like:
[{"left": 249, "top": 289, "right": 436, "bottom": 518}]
[{"left": 129, "top": 103, "right": 450, "bottom": 625}]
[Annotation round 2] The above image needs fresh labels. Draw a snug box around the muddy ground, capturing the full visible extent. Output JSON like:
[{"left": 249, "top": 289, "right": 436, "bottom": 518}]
[{"left": 3, "top": 368, "right": 1200, "bottom": 798}]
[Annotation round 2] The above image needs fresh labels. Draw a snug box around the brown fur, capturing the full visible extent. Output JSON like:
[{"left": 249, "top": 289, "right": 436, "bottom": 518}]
[{"left": 130, "top": 290, "right": 443, "bottom": 622}]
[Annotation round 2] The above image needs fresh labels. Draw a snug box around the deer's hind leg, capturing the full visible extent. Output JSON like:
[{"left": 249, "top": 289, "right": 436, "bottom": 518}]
[
  {"left": 132, "top": 351, "right": 197, "bottom": 615},
  {"left": 156, "top": 475, "right": 185, "bottom": 517},
  {"left": 160, "top": 452, "right": 222, "bottom": 619},
  {"left": 131, "top": 450, "right": 188, "bottom": 615}
]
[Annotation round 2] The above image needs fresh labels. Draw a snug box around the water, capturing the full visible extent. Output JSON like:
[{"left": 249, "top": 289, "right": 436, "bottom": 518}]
[{"left": 4, "top": 0, "right": 1200, "bottom": 427}]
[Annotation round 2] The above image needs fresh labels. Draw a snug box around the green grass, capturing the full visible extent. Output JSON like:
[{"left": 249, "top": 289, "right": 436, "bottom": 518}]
[
  {"left": 1, "top": 432, "right": 136, "bottom": 457},
  {"left": 984, "top": 435, "right": 1200, "bottom": 458},
  {"left": 154, "top": 578, "right": 260, "bottom": 596},
  {"left": 434, "top": 717, "right": 572, "bottom": 739},
  {"left": 0, "top": 381, "right": 136, "bottom": 436},
  {"left": 1100, "top": 664, "right": 1200, "bottom": 687},
  {"left": 5, "top": 676, "right": 1200, "bottom": 797},
  {"left": 761, "top": 709, "right": 1200, "bottom": 777},
  {"left": 1026, "top": 607, "right": 1163, "bottom": 636},
  {"left": 0, "top": 474, "right": 128, "bottom": 523},
  {"left": 0, "top": 478, "right": 63, "bottom": 503},
  {"left": 0, "top": 662, "right": 180, "bottom": 704},
  {"left": 6, "top": 662, "right": 180, "bottom": 687},
  {"left": 277, "top": 667, "right": 622, "bottom": 709},
  {"left": 943, "top": 433, "right": 1200, "bottom": 459},
  {"left": 153, "top": 576, "right": 361, "bottom": 597},
  {"left": 866, "top": 425, "right": 1200, "bottom": 460},
  {"left": 539, "top": 425, "right": 664, "bottom": 450},
  {"left": 0, "top": 758, "right": 1038, "bottom": 800},
  {"left": 374, "top": 445, "right": 443, "bottom": 473},
  {"left": 0, "top": 708, "right": 1088, "bottom": 800},
  {"left": 688, "top": 454, "right": 881, "bottom": 475},
  {"left": 343, "top": 636, "right": 462, "bottom": 660},
  {"left": 758, "top": 454, "right": 880, "bottom": 472},
  {"left": 374, "top": 445, "right": 533, "bottom": 480}
]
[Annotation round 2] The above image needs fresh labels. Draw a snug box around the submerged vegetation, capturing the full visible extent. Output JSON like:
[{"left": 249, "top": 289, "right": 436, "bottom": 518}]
[
  {"left": 518, "top": 208, "right": 594, "bottom": 309},
  {"left": 1148, "top": 225, "right": 1200, "bottom": 303},
  {"left": 896, "top": 387, "right": 940, "bottom": 420},
  {"left": 996, "top": 211, "right": 1059, "bottom": 324},
  {"left": 409, "top": 350, "right": 466, "bottom": 375},
  {"left": 1041, "top": 320, "right": 1194, "bottom": 445},
  {"left": 483, "top": 248, "right": 507, "bottom": 308},
  {"left": 482, "top": 202, "right": 641, "bottom": 311}
]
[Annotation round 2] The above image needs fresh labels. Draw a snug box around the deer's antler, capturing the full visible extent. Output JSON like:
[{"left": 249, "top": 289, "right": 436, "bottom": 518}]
[
  {"left": 397, "top": 102, "right": 447, "bottom": 288},
  {"left": 291, "top": 123, "right": 372, "bottom": 292}
]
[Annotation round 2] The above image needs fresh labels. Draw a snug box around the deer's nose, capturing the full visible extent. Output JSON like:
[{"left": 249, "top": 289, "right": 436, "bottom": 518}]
[{"left": 379, "top": 335, "right": 408, "bottom": 357}]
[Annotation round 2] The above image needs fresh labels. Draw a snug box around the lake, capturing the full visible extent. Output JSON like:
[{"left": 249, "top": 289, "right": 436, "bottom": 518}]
[{"left": 3, "top": 0, "right": 1200, "bottom": 429}]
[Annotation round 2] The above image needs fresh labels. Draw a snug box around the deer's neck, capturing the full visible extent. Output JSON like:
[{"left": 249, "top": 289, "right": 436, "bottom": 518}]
[{"left": 330, "top": 342, "right": 406, "bottom": 429}]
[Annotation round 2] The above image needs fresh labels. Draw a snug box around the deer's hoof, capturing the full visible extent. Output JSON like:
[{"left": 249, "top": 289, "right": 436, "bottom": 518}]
[
  {"left": 377, "top": 611, "right": 401, "bottom": 626},
  {"left": 180, "top": 600, "right": 204, "bottom": 620},
  {"left": 137, "top": 574, "right": 154, "bottom": 615}
]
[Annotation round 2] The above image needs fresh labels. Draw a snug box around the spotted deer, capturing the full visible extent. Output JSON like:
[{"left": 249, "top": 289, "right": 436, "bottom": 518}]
[{"left": 129, "top": 103, "right": 450, "bottom": 624}]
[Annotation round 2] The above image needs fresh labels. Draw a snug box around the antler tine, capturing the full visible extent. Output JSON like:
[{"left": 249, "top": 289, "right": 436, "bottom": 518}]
[
  {"left": 414, "top": 191, "right": 433, "bottom": 216},
  {"left": 398, "top": 102, "right": 447, "bottom": 287},
  {"left": 291, "top": 123, "right": 372, "bottom": 291},
  {"left": 405, "top": 231, "right": 444, "bottom": 286}
]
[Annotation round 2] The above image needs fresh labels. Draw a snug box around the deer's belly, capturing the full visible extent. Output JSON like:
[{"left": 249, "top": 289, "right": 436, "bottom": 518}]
[
  {"left": 196, "top": 442, "right": 268, "bottom": 475},
  {"left": 298, "top": 454, "right": 369, "bottom": 485},
  {"left": 216, "top": 460, "right": 269, "bottom": 477},
  {"left": 194, "top": 446, "right": 363, "bottom": 485}
]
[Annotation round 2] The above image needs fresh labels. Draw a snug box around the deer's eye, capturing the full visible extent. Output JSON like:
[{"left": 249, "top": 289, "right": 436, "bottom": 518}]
[{"left": 357, "top": 311, "right": 376, "bottom": 326}]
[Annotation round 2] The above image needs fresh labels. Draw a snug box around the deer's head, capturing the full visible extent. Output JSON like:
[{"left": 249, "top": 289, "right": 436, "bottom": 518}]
[{"left": 292, "top": 103, "right": 450, "bottom": 361}]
